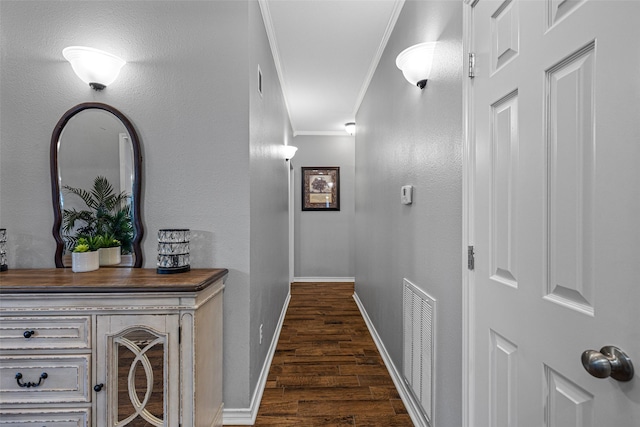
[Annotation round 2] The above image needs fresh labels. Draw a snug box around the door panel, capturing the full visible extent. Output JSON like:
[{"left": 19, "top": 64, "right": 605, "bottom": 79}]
[
  {"left": 545, "top": 42, "right": 596, "bottom": 315},
  {"left": 491, "top": 0, "right": 519, "bottom": 74},
  {"left": 544, "top": 365, "right": 593, "bottom": 427},
  {"left": 469, "top": 0, "right": 640, "bottom": 425},
  {"left": 490, "top": 90, "right": 519, "bottom": 289},
  {"left": 490, "top": 329, "right": 518, "bottom": 427}
]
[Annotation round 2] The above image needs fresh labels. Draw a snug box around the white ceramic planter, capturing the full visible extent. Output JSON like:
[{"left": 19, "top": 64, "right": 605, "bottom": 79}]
[
  {"left": 72, "top": 251, "right": 99, "bottom": 273},
  {"left": 99, "top": 246, "right": 121, "bottom": 266}
]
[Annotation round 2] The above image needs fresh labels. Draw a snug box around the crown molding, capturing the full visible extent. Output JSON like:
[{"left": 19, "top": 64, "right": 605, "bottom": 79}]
[
  {"left": 294, "top": 130, "right": 351, "bottom": 137},
  {"left": 258, "top": 0, "right": 297, "bottom": 132},
  {"left": 352, "top": 0, "right": 405, "bottom": 118}
]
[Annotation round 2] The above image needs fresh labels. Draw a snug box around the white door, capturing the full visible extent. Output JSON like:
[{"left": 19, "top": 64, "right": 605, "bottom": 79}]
[{"left": 468, "top": 0, "right": 640, "bottom": 425}]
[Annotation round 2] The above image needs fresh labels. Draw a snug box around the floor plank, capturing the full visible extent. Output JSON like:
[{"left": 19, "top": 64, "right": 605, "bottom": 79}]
[{"left": 225, "top": 282, "right": 412, "bottom": 426}]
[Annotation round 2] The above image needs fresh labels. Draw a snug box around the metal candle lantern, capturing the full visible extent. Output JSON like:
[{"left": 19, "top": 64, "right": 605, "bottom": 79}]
[
  {"left": 157, "top": 229, "right": 190, "bottom": 274},
  {"left": 0, "top": 229, "right": 7, "bottom": 271}
]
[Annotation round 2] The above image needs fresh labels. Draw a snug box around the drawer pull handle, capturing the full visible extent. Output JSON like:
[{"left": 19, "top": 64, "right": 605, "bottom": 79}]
[
  {"left": 23, "top": 330, "right": 35, "bottom": 338},
  {"left": 94, "top": 383, "right": 104, "bottom": 392},
  {"left": 15, "top": 372, "right": 48, "bottom": 388}
]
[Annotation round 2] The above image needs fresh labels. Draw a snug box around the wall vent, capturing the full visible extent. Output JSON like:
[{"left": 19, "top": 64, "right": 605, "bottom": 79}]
[{"left": 403, "top": 278, "right": 436, "bottom": 425}]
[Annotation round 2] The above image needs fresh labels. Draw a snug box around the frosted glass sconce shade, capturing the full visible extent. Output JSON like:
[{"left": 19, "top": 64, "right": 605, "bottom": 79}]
[
  {"left": 395, "top": 42, "right": 437, "bottom": 89},
  {"left": 63, "top": 46, "right": 126, "bottom": 90},
  {"left": 345, "top": 122, "right": 356, "bottom": 135},
  {"left": 283, "top": 145, "right": 298, "bottom": 160}
]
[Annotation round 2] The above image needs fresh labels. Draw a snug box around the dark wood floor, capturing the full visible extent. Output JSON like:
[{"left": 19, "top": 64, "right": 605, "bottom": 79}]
[{"left": 225, "top": 282, "right": 412, "bottom": 426}]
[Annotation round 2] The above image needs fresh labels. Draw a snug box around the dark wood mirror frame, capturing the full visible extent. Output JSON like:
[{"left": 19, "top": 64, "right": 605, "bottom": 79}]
[{"left": 50, "top": 102, "right": 144, "bottom": 268}]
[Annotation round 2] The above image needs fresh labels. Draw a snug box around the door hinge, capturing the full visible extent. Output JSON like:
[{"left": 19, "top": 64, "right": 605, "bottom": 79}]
[
  {"left": 467, "top": 245, "right": 475, "bottom": 270},
  {"left": 468, "top": 53, "right": 475, "bottom": 79}
]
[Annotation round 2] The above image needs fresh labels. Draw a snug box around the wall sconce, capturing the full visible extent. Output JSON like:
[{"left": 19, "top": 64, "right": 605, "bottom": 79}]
[
  {"left": 283, "top": 145, "right": 298, "bottom": 161},
  {"left": 395, "top": 42, "right": 437, "bottom": 89},
  {"left": 345, "top": 122, "right": 356, "bottom": 136},
  {"left": 62, "top": 46, "right": 126, "bottom": 90}
]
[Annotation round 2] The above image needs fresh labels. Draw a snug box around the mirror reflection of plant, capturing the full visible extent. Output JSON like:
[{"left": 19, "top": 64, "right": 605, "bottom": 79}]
[
  {"left": 62, "top": 176, "right": 133, "bottom": 253},
  {"left": 95, "top": 234, "right": 121, "bottom": 249}
]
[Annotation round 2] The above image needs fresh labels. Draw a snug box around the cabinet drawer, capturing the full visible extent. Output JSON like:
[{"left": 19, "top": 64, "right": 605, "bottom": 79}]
[
  {"left": 0, "top": 355, "right": 90, "bottom": 404},
  {"left": 0, "top": 316, "right": 90, "bottom": 350},
  {"left": 0, "top": 408, "right": 90, "bottom": 426}
]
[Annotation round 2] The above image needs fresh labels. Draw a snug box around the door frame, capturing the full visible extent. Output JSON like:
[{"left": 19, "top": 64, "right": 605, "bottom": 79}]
[
  {"left": 288, "top": 159, "right": 295, "bottom": 286},
  {"left": 462, "top": 1, "right": 476, "bottom": 426}
]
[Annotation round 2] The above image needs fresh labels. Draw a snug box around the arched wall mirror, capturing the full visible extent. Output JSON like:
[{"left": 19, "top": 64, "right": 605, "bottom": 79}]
[{"left": 51, "top": 102, "right": 143, "bottom": 268}]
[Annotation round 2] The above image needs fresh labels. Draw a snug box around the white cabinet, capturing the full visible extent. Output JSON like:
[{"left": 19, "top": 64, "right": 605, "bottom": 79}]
[{"left": 0, "top": 268, "right": 227, "bottom": 427}]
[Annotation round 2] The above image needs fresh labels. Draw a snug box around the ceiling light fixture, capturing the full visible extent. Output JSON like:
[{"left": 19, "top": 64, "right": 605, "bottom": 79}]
[
  {"left": 395, "top": 42, "right": 437, "bottom": 89},
  {"left": 62, "top": 46, "right": 126, "bottom": 90},
  {"left": 345, "top": 122, "right": 356, "bottom": 136},
  {"left": 283, "top": 145, "right": 298, "bottom": 161}
]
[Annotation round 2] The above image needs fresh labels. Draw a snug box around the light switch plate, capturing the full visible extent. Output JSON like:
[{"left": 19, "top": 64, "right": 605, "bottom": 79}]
[{"left": 401, "top": 185, "right": 413, "bottom": 205}]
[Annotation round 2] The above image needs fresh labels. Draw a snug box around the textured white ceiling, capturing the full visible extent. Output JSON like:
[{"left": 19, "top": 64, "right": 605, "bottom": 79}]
[{"left": 260, "top": 0, "right": 403, "bottom": 135}]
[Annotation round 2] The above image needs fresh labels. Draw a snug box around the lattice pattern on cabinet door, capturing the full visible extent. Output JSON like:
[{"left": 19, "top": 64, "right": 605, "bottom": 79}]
[
  {"left": 403, "top": 278, "right": 436, "bottom": 424},
  {"left": 112, "top": 328, "right": 166, "bottom": 427}
]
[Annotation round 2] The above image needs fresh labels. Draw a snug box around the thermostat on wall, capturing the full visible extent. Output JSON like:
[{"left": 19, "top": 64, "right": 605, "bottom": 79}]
[{"left": 401, "top": 185, "right": 413, "bottom": 205}]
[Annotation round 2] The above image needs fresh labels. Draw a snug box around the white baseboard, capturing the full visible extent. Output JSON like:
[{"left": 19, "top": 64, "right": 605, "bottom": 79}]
[
  {"left": 353, "top": 292, "right": 430, "bottom": 427},
  {"left": 222, "top": 292, "right": 291, "bottom": 425},
  {"left": 220, "top": 407, "right": 252, "bottom": 425},
  {"left": 293, "top": 276, "right": 355, "bottom": 283}
]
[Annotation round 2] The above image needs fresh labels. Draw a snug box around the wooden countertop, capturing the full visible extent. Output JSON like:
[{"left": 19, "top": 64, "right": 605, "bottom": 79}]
[{"left": 0, "top": 268, "right": 228, "bottom": 294}]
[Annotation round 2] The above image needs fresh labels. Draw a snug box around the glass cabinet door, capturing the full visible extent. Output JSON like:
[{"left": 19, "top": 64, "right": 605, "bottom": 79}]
[{"left": 96, "top": 315, "right": 180, "bottom": 427}]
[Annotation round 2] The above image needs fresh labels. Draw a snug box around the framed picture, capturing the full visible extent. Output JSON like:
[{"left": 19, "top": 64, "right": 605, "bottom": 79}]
[{"left": 302, "top": 167, "right": 340, "bottom": 211}]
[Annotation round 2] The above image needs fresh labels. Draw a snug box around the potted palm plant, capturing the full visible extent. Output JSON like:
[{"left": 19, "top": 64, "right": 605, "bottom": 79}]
[
  {"left": 62, "top": 176, "right": 133, "bottom": 256},
  {"left": 71, "top": 237, "right": 100, "bottom": 273}
]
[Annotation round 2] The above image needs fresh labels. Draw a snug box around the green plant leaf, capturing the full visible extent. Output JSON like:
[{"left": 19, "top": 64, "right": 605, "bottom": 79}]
[{"left": 62, "top": 176, "right": 132, "bottom": 253}]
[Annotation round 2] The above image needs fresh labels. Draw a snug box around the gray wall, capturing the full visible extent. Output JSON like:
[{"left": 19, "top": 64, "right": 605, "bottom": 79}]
[
  {"left": 355, "top": 1, "right": 463, "bottom": 425},
  {"left": 248, "top": 0, "right": 292, "bottom": 401},
  {"left": 293, "top": 135, "right": 355, "bottom": 279},
  {"left": 0, "top": 0, "right": 289, "bottom": 412}
]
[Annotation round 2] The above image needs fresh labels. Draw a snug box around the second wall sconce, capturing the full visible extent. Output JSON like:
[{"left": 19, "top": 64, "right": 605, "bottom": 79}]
[
  {"left": 345, "top": 122, "right": 356, "bottom": 136},
  {"left": 283, "top": 145, "right": 298, "bottom": 161},
  {"left": 63, "top": 46, "right": 126, "bottom": 90},
  {"left": 395, "top": 42, "right": 437, "bottom": 89}
]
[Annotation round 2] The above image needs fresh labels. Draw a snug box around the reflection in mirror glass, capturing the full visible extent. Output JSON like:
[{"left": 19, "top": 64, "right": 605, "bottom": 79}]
[{"left": 53, "top": 105, "right": 141, "bottom": 267}]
